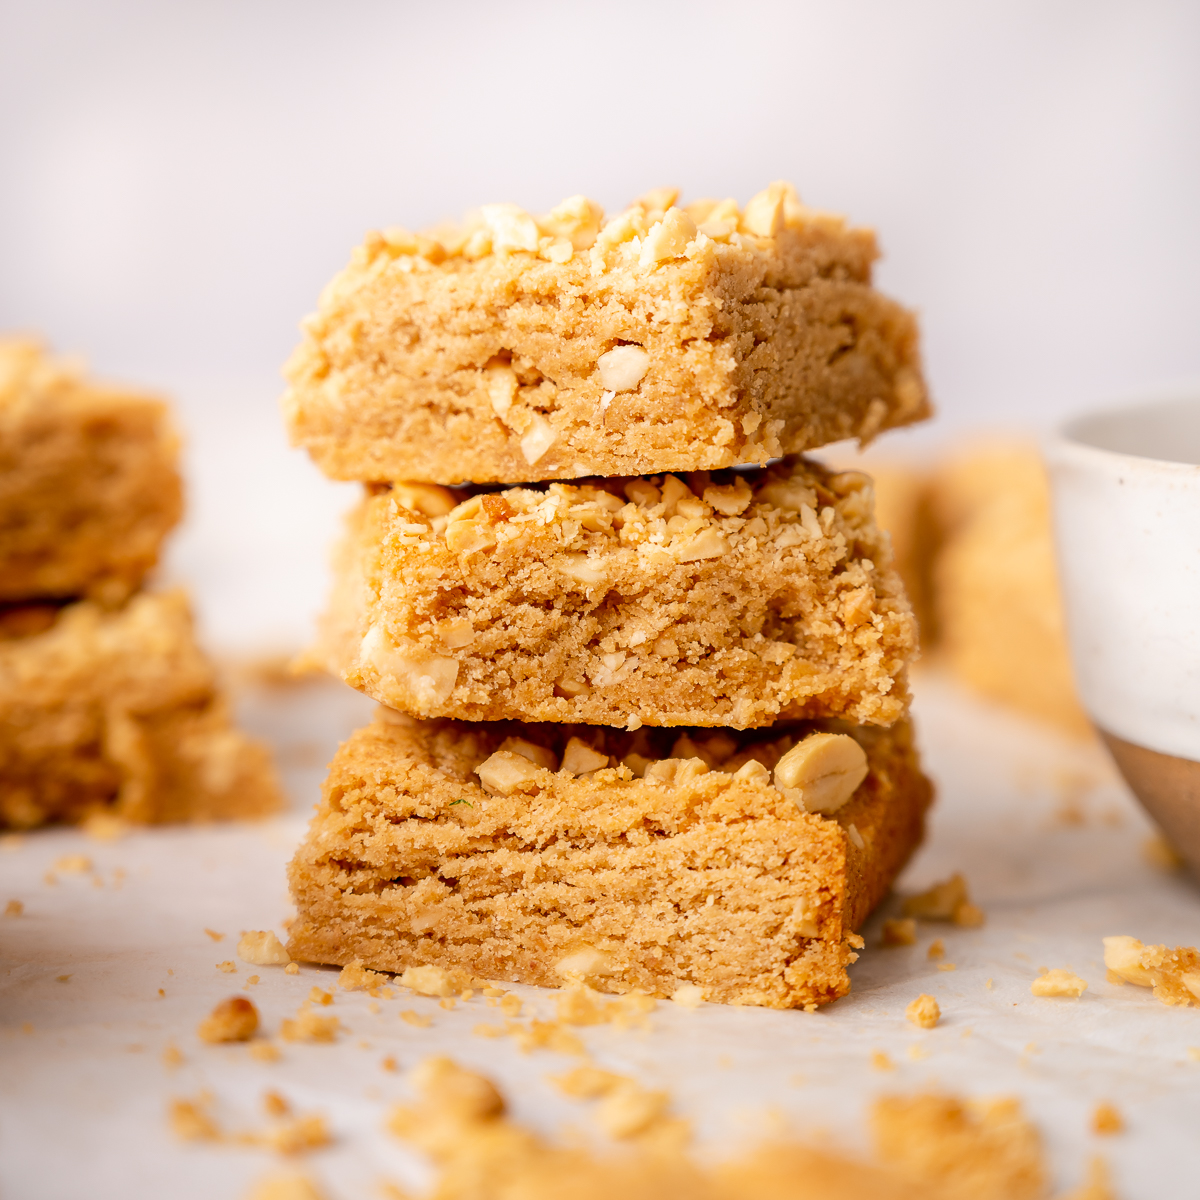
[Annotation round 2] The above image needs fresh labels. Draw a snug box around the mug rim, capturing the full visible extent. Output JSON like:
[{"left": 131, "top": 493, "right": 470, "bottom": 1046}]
[{"left": 1056, "top": 385, "right": 1200, "bottom": 470}]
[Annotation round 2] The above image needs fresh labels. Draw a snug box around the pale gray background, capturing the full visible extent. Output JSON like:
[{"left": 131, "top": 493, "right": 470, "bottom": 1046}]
[{"left": 2, "top": 0, "right": 1198, "bottom": 649}]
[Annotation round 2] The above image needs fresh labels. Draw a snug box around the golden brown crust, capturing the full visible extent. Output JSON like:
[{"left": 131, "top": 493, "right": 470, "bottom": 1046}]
[
  {"left": 0, "top": 590, "right": 282, "bottom": 828},
  {"left": 286, "top": 713, "right": 931, "bottom": 1008},
  {"left": 0, "top": 339, "right": 183, "bottom": 604},
  {"left": 282, "top": 189, "right": 929, "bottom": 484},
  {"left": 313, "top": 457, "right": 917, "bottom": 728}
]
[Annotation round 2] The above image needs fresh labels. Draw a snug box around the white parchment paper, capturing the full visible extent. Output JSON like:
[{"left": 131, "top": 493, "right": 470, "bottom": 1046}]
[{"left": 2, "top": 673, "right": 1198, "bottom": 1199}]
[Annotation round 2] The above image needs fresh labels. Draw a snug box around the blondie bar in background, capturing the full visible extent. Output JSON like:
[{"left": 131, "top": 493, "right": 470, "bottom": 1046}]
[
  {"left": 0, "top": 338, "right": 182, "bottom": 603},
  {"left": 0, "top": 339, "right": 283, "bottom": 829},
  {"left": 842, "top": 441, "right": 1088, "bottom": 736}
]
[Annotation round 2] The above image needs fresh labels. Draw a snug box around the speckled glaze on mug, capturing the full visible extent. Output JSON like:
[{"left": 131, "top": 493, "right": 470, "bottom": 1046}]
[{"left": 1045, "top": 391, "right": 1200, "bottom": 874}]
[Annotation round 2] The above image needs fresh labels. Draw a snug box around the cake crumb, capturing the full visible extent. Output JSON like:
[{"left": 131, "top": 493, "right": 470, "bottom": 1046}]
[
  {"left": 873, "top": 1092, "right": 1047, "bottom": 1197},
  {"left": 368, "top": 1001, "right": 381, "bottom": 1014},
  {"left": 937, "top": 962, "right": 957, "bottom": 972},
  {"left": 169, "top": 1094, "right": 220, "bottom": 1142},
  {"left": 551, "top": 1065, "right": 626, "bottom": 1099},
  {"left": 594, "top": 1079, "right": 671, "bottom": 1140},
  {"left": 986, "top": 978, "right": 993, "bottom": 989},
  {"left": 261, "top": 1113, "right": 331, "bottom": 1156},
  {"left": 439, "top": 998, "right": 456, "bottom": 1010},
  {"left": 927, "top": 938, "right": 945, "bottom": 961},
  {"left": 401, "top": 1010, "right": 432, "bottom": 1028},
  {"left": 55, "top": 854, "right": 91, "bottom": 874},
  {"left": 4, "top": 899, "right": 23, "bottom": 917},
  {"left": 285, "top": 962, "right": 300, "bottom": 975},
  {"left": 541, "top": 1063, "right": 677, "bottom": 1140},
  {"left": 82, "top": 811, "right": 127, "bottom": 842},
  {"left": 501, "top": 1017, "right": 587, "bottom": 1057},
  {"left": 671, "top": 983, "right": 705, "bottom": 1008},
  {"left": 245, "top": 975, "right": 261, "bottom": 988},
  {"left": 871, "top": 1050, "right": 895, "bottom": 1071},
  {"left": 56, "top": 973, "right": 71, "bottom": 983},
  {"left": 382, "top": 1055, "right": 398, "bottom": 1072},
  {"left": 499, "top": 992, "right": 522, "bottom": 1017},
  {"left": 280, "top": 1004, "right": 341, "bottom": 1043},
  {"left": 387, "top": 1051, "right": 1079, "bottom": 1200},
  {"left": 239, "top": 930, "right": 291, "bottom": 966},
  {"left": 162, "top": 1042, "right": 184, "bottom": 1070},
  {"left": 401, "top": 964, "right": 468, "bottom": 997},
  {"left": 906, "top": 994, "right": 940, "bottom": 1029},
  {"left": 198, "top": 996, "right": 260, "bottom": 1043},
  {"left": 881, "top": 917, "right": 916, "bottom": 946},
  {"left": 1188, "top": 1047, "right": 1200, "bottom": 1062},
  {"left": 21, "top": 1022, "right": 33, "bottom": 1035},
  {"left": 1091, "top": 1102, "right": 1123, "bottom": 1135},
  {"left": 309, "top": 987, "right": 333, "bottom": 1006},
  {"left": 205, "top": 928, "right": 226, "bottom": 942},
  {"left": 243, "top": 1171, "right": 328, "bottom": 1200},
  {"left": 249, "top": 1041, "right": 282, "bottom": 1063},
  {"left": 1143, "top": 831, "right": 1184, "bottom": 872},
  {"left": 556, "top": 982, "right": 655, "bottom": 1030},
  {"left": 339, "top": 959, "right": 389, "bottom": 991},
  {"left": 217, "top": 961, "right": 237, "bottom": 973},
  {"left": 1103, "top": 935, "right": 1200, "bottom": 1006},
  {"left": 263, "top": 1090, "right": 290, "bottom": 1117},
  {"left": 1031, "top": 969, "right": 1088, "bottom": 998},
  {"left": 903, "top": 872, "right": 984, "bottom": 927}
]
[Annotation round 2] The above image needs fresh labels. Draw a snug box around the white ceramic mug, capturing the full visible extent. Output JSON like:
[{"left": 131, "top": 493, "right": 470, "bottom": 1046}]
[{"left": 1045, "top": 392, "right": 1200, "bottom": 872}]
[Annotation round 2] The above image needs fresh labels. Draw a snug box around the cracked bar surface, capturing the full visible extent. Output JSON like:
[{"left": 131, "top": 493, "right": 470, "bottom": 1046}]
[
  {"left": 287, "top": 712, "right": 931, "bottom": 1009},
  {"left": 283, "top": 184, "right": 929, "bottom": 483},
  {"left": 313, "top": 456, "right": 917, "bottom": 729},
  {"left": 0, "top": 339, "right": 183, "bottom": 604}
]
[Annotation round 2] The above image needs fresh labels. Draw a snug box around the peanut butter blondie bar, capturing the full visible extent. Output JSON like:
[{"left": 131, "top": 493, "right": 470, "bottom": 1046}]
[
  {"left": 286, "top": 711, "right": 931, "bottom": 1008},
  {"left": 311, "top": 457, "right": 916, "bottom": 729},
  {"left": 283, "top": 184, "right": 929, "bottom": 483},
  {"left": 928, "top": 443, "right": 1087, "bottom": 735},
  {"left": 0, "top": 339, "right": 183, "bottom": 603},
  {"left": 0, "top": 590, "right": 282, "bottom": 828}
]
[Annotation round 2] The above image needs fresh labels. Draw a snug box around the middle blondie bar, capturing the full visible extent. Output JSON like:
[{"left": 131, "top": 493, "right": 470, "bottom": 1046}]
[{"left": 312, "top": 456, "right": 916, "bottom": 729}]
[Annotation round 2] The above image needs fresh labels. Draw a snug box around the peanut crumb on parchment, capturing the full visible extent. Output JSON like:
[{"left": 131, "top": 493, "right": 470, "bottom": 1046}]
[
  {"left": 1091, "top": 1102, "right": 1123, "bottom": 1136},
  {"left": 197, "top": 997, "right": 259, "bottom": 1043},
  {"left": 1104, "top": 935, "right": 1200, "bottom": 1006},
  {"left": 1031, "top": 968, "right": 1088, "bottom": 998},
  {"left": 906, "top": 994, "right": 941, "bottom": 1029}
]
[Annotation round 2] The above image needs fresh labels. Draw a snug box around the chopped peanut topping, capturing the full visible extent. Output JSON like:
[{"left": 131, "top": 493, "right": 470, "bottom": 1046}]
[
  {"left": 1103, "top": 935, "right": 1200, "bottom": 1006},
  {"left": 239, "top": 931, "right": 291, "bottom": 966},
  {"left": 1031, "top": 969, "right": 1088, "bottom": 998},
  {"left": 773, "top": 732, "right": 868, "bottom": 814}
]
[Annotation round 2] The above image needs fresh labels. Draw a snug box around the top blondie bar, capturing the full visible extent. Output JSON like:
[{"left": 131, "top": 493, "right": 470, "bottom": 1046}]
[{"left": 284, "top": 184, "right": 930, "bottom": 483}]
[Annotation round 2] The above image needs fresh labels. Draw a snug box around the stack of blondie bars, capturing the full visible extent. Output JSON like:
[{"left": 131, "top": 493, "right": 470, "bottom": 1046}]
[
  {"left": 0, "top": 340, "right": 281, "bottom": 829},
  {"left": 283, "top": 184, "right": 933, "bottom": 1008}
]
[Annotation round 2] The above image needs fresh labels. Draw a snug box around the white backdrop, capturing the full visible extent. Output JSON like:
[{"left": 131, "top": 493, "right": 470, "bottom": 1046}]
[{"left": 2, "top": 0, "right": 1199, "bottom": 650}]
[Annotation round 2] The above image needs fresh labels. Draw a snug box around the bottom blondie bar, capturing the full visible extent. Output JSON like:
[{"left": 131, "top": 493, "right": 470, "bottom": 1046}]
[
  {"left": 0, "top": 590, "right": 282, "bottom": 828},
  {"left": 287, "top": 713, "right": 931, "bottom": 1008}
]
